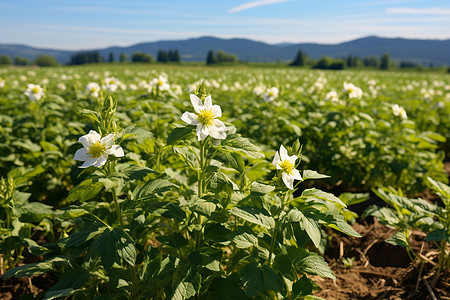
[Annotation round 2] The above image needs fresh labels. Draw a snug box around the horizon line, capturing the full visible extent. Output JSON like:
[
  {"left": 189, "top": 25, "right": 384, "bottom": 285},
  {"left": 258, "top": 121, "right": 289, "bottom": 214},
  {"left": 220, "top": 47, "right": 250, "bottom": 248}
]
[{"left": 1, "top": 34, "right": 450, "bottom": 52}]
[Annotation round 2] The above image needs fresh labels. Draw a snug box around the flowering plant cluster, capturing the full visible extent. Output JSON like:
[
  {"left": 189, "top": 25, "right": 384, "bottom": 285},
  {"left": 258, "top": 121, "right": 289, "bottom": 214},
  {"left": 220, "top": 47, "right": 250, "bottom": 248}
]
[{"left": 4, "top": 85, "right": 360, "bottom": 299}]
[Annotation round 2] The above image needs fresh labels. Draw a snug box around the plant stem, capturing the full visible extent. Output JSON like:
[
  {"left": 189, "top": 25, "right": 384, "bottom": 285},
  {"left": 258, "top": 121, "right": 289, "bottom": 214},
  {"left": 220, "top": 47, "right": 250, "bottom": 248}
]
[
  {"left": 198, "top": 139, "right": 205, "bottom": 197},
  {"left": 268, "top": 191, "right": 290, "bottom": 267},
  {"left": 111, "top": 188, "right": 124, "bottom": 227}
]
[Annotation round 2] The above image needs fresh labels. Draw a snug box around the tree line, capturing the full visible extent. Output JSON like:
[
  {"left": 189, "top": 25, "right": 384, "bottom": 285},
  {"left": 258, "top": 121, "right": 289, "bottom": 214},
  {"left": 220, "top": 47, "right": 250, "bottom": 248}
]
[{"left": 290, "top": 50, "right": 422, "bottom": 70}]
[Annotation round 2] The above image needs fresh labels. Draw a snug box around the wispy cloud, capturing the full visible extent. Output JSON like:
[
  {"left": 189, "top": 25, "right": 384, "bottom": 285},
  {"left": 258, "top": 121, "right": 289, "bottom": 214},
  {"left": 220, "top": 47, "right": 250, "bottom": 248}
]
[
  {"left": 228, "top": 0, "right": 292, "bottom": 13},
  {"left": 386, "top": 7, "right": 450, "bottom": 15}
]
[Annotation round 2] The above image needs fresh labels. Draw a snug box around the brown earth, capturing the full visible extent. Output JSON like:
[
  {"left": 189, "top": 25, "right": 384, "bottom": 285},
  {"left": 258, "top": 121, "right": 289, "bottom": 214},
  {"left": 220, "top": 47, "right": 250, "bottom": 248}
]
[{"left": 315, "top": 219, "right": 450, "bottom": 300}]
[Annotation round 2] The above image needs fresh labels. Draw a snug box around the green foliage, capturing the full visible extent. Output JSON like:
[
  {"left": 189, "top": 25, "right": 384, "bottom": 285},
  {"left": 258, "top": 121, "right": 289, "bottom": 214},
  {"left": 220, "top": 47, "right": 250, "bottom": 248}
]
[
  {"left": 0, "top": 55, "right": 12, "bottom": 65},
  {"left": 132, "top": 52, "right": 154, "bottom": 63},
  {"left": 34, "top": 54, "right": 59, "bottom": 67}
]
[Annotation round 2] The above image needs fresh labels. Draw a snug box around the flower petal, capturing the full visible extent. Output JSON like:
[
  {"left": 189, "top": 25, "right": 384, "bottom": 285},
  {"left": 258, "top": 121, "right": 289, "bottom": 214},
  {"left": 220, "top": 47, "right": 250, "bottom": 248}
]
[
  {"left": 79, "top": 130, "right": 101, "bottom": 148},
  {"left": 279, "top": 145, "right": 288, "bottom": 161},
  {"left": 100, "top": 134, "right": 114, "bottom": 149},
  {"left": 292, "top": 169, "right": 302, "bottom": 181},
  {"left": 287, "top": 154, "right": 298, "bottom": 165},
  {"left": 190, "top": 94, "right": 203, "bottom": 113},
  {"left": 74, "top": 148, "right": 88, "bottom": 161},
  {"left": 92, "top": 155, "right": 108, "bottom": 168},
  {"left": 181, "top": 112, "right": 199, "bottom": 125},
  {"left": 80, "top": 157, "right": 97, "bottom": 168},
  {"left": 211, "top": 105, "right": 222, "bottom": 118},
  {"left": 196, "top": 124, "right": 208, "bottom": 141},
  {"left": 204, "top": 95, "right": 212, "bottom": 108},
  {"left": 282, "top": 172, "right": 294, "bottom": 190},
  {"left": 272, "top": 151, "right": 281, "bottom": 168},
  {"left": 108, "top": 145, "right": 124, "bottom": 157}
]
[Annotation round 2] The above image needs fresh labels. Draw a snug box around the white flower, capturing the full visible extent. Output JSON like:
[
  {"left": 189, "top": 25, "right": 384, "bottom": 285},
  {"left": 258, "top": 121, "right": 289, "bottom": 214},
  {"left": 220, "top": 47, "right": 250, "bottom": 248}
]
[
  {"left": 0, "top": 77, "right": 4, "bottom": 88},
  {"left": 104, "top": 77, "right": 120, "bottom": 92},
  {"left": 253, "top": 85, "right": 266, "bottom": 97},
  {"left": 325, "top": 91, "right": 339, "bottom": 102},
  {"left": 181, "top": 94, "right": 226, "bottom": 141},
  {"left": 151, "top": 75, "right": 170, "bottom": 91},
  {"left": 74, "top": 130, "right": 124, "bottom": 168},
  {"left": 342, "top": 82, "right": 363, "bottom": 99},
  {"left": 392, "top": 104, "right": 407, "bottom": 119},
  {"left": 86, "top": 82, "right": 101, "bottom": 99},
  {"left": 24, "top": 84, "right": 44, "bottom": 101},
  {"left": 263, "top": 87, "right": 279, "bottom": 102},
  {"left": 57, "top": 83, "right": 66, "bottom": 91},
  {"left": 272, "top": 145, "right": 302, "bottom": 190}
]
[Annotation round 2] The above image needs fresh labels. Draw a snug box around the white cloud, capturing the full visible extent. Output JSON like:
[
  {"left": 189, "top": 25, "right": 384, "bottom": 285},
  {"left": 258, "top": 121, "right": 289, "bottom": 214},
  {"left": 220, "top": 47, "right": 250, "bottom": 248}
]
[
  {"left": 228, "top": 0, "right": 293, "bottom": 13},
  {"left": 386, "top": 7, "right": 450, "bottom": 15}
]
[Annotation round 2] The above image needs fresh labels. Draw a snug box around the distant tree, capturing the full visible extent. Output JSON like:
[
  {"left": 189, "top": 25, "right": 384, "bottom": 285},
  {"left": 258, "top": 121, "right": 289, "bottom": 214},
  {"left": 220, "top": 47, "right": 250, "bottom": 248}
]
[
  {"left": 312, "top": 56, "right": 345, "bottom": 70},
  {"left": 206, "top": 50, "right": 216, "bottom": 65},
  {"left": 157, "top": 50, "right": 169, "bottom": 62},
  {"left": 119, "top": 53, "right": 128, "bottom": 62},
  {"left": 363, "top": 56, "right": 379, "bottom": 68},
  {"left": 0, "top": 55, "right": 12, "bottom": 65},
  {"left": 34, "top": 54, "right": 59, "bottom": 67},
  {"left": 69, "top": 51, "right": 102, "bottom": 65},
  {"left": 169, "top": 49, "right": 181, "bottom": 62},
  {"left": 131, "top": 52, "right": 154, "bottom": 63},
  {"left": 380, "top": 53, "right": 390, "bottom": 70},
  {"left": 290, "top": 49, "right": 307, "bottom": 66},
  {"left": 14, "top": 56, "right": 30, "bottom": 66},
  {"left": 215, "top": 50, "right": 238, "bottom": 63},
  {"left": 447, "top": 67, "right": 450, "bottom": 73},
  {"left": 108, "top": 52, "right": 115, "bottom": 63}
]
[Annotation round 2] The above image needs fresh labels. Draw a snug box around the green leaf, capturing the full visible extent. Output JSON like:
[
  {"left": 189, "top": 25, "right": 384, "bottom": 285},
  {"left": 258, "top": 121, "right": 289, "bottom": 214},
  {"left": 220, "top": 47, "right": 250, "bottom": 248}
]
[
  {"left": 427, "top": 177, "right": 450, "bottom": 201},
  {"left": 230, "top": 231, "right": 258, "bottom": 249},
  {"left": 208, "top": 172, "right": 234, "bottom": 195},
  {"left": 231, "top": 206, "right": 275, "bottom": 229},
  {"left": 134, "top": 179, "right": 177, "bottom": 201},
  {"left": 297, "top": 249, "right": 335, "bottom": 279},
  {"left": 318, "top": 211, "right": 361, "bottom": 237},
  {"left": 89, "top": 228, "right": 136, "bottom": 270},
  {"left": 250, "top": 182, "right": 275, "bottom": 195},
  {"left": 3, "top": 256, "right": 70, "bottom": 279},
  {"left": 292, "top": 276, "right": 314, "bottom": 297},
  {"left": 157, "top": 233, "right": 188, "bottom": 248},
  {"left": 116, "top": 125, "right": 153, "bottom": 143},
  {"left": 204, "top": 277, "right": 249, "bottom": 300},
  {"left": 43, "top": 268, "right": 90, "bottom": 300},
  {"left": 58, "top": 207, "right": 90, "bottom": 219},
  {"left": 286, "top": 209, "right": 321, "bottom": 248},
  {"left": 221, "top": 134, "right": 264, "bottom": 159},
  {"left": 115, "top": 163, "right": 156, "bottom": 181},
  {"left": 170, "top": 263, "right": 200, "bottom": 300},
  {"left": 301, "top": 188, "right": 346, "bottom": 207},
  {"left": 167, "top": 125, "right": 195, "bottom": 145},
  {"left": 241, "top": 262, "right": 279, "bottom": 298},
  {"left": 302, "top": 170, "right": 330, "bottom": 180},
  {"left": 66, "top": 178, "right": 104, "bottom": 203},
  {"left": 0, "top": 236, "right": 38, "bottom": 252},
  {"left": 426, "top": 229, "right": 450, "bottom": 243},
  {"left": 173, "top": 146, "right": 199, "bottom": 168},
  {"left": 189, "top": 197, "right": 216, "bottom": 217},
  {"left": 338, "top": 193, "right": 370, "bottom": 206},
  {"left": 386, "top": 231, "right": 409, "bottom": 247}
]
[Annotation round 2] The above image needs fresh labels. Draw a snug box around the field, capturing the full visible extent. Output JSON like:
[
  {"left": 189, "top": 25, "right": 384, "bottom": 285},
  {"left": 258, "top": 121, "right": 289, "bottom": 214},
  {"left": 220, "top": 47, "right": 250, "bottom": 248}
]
[{"left": 0, "top": 64, "right": 449, "bottom": 299}]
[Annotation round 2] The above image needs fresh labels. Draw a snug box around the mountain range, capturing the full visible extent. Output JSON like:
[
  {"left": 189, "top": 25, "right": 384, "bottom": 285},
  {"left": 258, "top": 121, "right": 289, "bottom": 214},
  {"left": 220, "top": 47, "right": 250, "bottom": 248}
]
[{"left": 1, "top": 36, "right": 449, "bottom": 66}]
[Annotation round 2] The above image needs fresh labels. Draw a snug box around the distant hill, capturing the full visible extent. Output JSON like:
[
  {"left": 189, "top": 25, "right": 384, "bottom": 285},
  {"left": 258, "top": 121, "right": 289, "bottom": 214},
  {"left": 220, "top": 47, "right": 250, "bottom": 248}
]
[{"left": 1, "top": 36, "right": 449, "bottom": 66}]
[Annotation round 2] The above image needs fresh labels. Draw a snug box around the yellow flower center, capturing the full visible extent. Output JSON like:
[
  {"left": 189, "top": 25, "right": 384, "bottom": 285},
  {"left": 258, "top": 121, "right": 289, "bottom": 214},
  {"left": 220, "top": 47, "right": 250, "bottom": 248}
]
[
  {"left": 158, "top": 79, "right": 164, "bottom": 86},
  {"left": 88, "top": 141, "right": 106, "bottom": 158},
  {"left": 32, "top": 87, "right": 40, "bottom": 94},
  {"left": 197, "top": 109, "right": 215, "bottom": 127},
  {"left": 347, "top": 87, "right": 354, "bottom": 94},
  {"left": 279, "top": 160, "right": 294, "bottom": 175},
  {"left": 268, "top": 91, "right": 275, "bottom": 96}
]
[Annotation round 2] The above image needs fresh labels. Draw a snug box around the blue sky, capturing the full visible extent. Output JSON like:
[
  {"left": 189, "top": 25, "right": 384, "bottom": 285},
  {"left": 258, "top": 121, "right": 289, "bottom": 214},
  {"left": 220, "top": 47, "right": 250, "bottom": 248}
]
[{"left": 0, "top": 0, "right": 449, "bottom": 50}]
